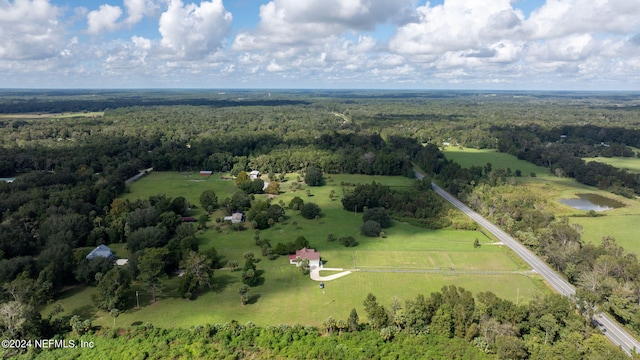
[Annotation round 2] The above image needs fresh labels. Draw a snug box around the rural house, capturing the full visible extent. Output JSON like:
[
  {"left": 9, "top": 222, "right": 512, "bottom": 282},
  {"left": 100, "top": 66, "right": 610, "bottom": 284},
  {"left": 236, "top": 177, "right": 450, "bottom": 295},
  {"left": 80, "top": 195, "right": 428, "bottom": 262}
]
[
  {"left": 249, "top": 170, "right": 261, "bottom": 180},
  {"left": 86, "top": 244, "right": 114, "bottom": 260},
  {"left": 289, "top": 247, "right": 321, "bottom": 269}
]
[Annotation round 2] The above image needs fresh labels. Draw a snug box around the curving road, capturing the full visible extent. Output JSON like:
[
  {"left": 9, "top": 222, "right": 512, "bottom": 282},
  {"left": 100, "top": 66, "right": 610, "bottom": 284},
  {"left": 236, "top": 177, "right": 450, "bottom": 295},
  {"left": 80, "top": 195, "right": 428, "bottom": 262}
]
[{"left": 418, "top": 172, "right": 640, "bottom": 355}]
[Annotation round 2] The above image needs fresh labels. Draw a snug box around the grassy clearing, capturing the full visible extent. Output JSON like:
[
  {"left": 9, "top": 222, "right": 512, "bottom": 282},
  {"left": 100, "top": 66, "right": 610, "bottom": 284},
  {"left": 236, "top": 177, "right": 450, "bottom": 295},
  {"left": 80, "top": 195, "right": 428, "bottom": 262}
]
[
  {"left": 45, "top": 171, "right": 548, "bottom": 328},
  {"left": 47, "top": 270, "right": 543, "bottom": 329},
  {"left": 446, "top": 148, "right": 640, "bottom": 254},
  {"left": 584, "top": 156, "right": 640, "bottom": 174},
  {"left": 443, "top": 147, "right": 551, "bottom": 177}
]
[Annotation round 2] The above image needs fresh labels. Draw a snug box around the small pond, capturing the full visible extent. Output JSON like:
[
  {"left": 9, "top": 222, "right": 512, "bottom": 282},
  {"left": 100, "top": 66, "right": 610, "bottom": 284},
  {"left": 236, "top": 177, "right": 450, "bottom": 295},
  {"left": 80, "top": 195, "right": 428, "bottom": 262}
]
[{"left": 559, "top": 193, "right": 624, "bottom": 212}]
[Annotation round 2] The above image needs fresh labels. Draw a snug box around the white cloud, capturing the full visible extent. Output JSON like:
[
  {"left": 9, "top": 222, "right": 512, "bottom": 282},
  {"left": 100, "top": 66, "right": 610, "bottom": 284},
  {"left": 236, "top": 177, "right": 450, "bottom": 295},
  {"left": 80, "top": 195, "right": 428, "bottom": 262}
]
[
  {"left": 525, "top": 0, "right": 640, "bottom": 39},
  {"left": 233, "top": 0, "right": 410, "bottom": 51},
  {"left": 389, "top": 0, "right": 525, "bottom": 56},
  {"left": 0, "top": 0, "right": 65, "bottom": 60},
  {"left": 159, "top": 0, "right": 232, "bottom": 59},
  {"left": 124, "top": 0, "right": 158, "bottom": 25},
  {"left": 266, "top": 60, "right": 284, "bottom": 72},
  {"left": 87, "top": 4, "right": 123, "bottom": 34}
]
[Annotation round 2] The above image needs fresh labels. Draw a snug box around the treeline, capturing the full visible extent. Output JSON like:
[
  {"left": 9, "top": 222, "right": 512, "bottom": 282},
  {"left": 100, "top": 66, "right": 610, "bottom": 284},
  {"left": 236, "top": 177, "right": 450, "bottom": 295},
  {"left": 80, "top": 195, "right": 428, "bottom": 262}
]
[
  {"left": 0, "top": 97, "right": 309, "bottom": 113},
  {"left": 465, "top": 182, "right": 640, "bottom": 334},
  {"left": 495, "top": 125, "right": 640, "bottom": 196},
  {"left": 9, "top": 287, "right": 627, "bottom": 360}
]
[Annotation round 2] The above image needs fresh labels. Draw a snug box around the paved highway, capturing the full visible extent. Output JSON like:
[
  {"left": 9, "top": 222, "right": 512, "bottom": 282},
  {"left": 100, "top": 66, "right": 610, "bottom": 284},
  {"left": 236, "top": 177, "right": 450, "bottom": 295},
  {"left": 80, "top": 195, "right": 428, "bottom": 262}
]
[{"left": 417, "top": 172, "right": 640, "bottom": 355}]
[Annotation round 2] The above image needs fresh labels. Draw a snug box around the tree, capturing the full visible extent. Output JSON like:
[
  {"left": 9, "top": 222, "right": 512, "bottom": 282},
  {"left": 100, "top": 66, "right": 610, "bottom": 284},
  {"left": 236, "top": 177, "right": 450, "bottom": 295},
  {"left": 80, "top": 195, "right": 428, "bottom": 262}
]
[
  {"left": 199, "top": 190, "right": 218, "bottom": 211},
  {"left": 238, "top": 285, "right": 250, "bottom": 305},
  {"left": 180, "top": 251, "right": 213, "bottom": 292},
  {"left": 0, "top": 301, "right": 28, "bottom": 336},
  {"left": 137, "top": 247, "right": 168, "bottom": 303},
  {"left": 227, "top": 260, "right": 239, "bottom": 272},
  {"left": 362, "top": 207, "right": 392, "bottom": 228},
  {"left": 236, "top": 171, "right": 250, "bottom": 189},
  {"left": 338, "top": 236, "right": 358, "bottom": 247},
  {"left": 265, "top": 181, "right": 280, "bottom": 195},
  {"left": 348, "top": 308, "right": 360, "bottom": 332},
  {"left": 266, "top": 204, "right": 285, "bottom": 222},
  {"left": 304, "top": 166, "right": 323, "bottom": 186},
  {"left": 110, "top": 308, "right": 120, "bottom": 328},
  {"left": 226, "top": 191, "right": 251, "bottom": 213},
  {"left": 300, "top": 202, "right": 321, "bottom": 219},
  {"left": 289, "top": 196, "right": 304, "bottom": 210},
  {"left": 3, "top": 271, "right": 45, "bottom": 306},
  {"left": 361, "top": 220, "right": 382, "bottom": 237},
  {"left": 74, "top": 256, "right": 115, "bottom": 285},
  {"left": 92, "top": 267, "right": 131, "bottom": 311},
  {"left": 126, "top": 226, "right": 168, "bottom": 253},
  {"left": 363, "top": 293, "right": 388, "bottom": 330},
  {"left": 170, "top": 196, "right": 190, "bottom": 216}
]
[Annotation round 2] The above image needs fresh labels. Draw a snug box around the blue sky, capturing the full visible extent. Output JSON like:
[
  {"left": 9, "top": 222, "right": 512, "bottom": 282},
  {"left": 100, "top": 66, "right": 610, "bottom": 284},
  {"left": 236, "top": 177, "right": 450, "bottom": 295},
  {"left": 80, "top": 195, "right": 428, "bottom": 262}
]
[{"left": 1, "top": 0, "right": 639, "bottom": 90}]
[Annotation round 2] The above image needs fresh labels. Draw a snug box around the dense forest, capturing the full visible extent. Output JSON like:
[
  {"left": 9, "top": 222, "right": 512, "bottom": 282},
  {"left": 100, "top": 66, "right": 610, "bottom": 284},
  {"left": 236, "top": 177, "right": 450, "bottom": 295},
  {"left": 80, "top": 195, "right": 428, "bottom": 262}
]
[{"left": 1, "top": 90, "right": 640, "bottom": 358}]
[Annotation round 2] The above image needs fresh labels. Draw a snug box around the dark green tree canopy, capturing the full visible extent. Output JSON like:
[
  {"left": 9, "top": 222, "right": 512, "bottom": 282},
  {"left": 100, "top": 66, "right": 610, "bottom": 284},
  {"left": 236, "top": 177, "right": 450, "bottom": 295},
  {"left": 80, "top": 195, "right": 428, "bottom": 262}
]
[
  {"left": 199, "top": 190, "right": 218, "bottom": 211},
  {"left": 362, "top": 207, "right": 392, "bottom": 228},
  {"left": 300, "top": 202, "right": 321, "bottom": 219},
  {"left": 304, "top": 166, "right": 324, "bottom": 186},
  {"left": 361, "top": 220, "right": 382, "bottom": 237}
]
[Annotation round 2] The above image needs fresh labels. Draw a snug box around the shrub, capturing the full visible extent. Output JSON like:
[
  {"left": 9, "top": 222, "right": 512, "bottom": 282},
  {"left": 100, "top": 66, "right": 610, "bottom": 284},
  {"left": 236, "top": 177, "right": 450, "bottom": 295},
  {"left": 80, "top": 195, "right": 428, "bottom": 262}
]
[
  {"left": 338, "top": 236, "right": 358, "bottom": 247},
  {"left": 361, "top": 220, "right": 382, "bottom": 237},
  {"left": 289, "top": 196, "right": 304, "bottom": 210},
  {"left": 300, "top": 202, "right": 321, "bottom": 219}
]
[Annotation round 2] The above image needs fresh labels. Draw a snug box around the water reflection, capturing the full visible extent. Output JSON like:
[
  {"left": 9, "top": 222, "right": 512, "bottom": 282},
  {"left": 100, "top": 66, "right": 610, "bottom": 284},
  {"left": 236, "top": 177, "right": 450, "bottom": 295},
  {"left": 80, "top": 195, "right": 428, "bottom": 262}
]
[{"left": 559, "top": 193, "right": 624, "bottom": 212}]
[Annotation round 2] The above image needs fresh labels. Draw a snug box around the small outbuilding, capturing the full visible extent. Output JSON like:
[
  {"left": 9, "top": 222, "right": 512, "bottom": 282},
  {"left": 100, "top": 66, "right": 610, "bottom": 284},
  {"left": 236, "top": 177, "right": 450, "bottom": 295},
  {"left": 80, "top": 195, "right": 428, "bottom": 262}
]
[
  {"left": 86, "top": 244, "right": 114, "bottom": 260},
  {"left": 223, "top": 212, "right": 244, "bottom": 224}
]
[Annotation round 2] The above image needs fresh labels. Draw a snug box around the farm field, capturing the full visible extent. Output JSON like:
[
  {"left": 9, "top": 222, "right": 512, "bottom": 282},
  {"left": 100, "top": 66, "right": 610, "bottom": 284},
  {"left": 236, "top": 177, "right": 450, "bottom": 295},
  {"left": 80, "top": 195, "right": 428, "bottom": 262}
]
[
  {"left": 447, "top": 148, "right": 640, "bottom": 254},
  {"left": 44, "top": 171, "right": 548, "bottom": 329}
]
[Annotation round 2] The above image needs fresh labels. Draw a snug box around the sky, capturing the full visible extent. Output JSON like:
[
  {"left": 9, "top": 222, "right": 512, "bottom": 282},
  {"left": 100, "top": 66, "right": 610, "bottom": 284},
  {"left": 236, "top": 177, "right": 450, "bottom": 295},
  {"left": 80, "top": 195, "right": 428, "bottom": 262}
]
[{"left": 1, "top": 0, "right": 640, "bottom": 90}]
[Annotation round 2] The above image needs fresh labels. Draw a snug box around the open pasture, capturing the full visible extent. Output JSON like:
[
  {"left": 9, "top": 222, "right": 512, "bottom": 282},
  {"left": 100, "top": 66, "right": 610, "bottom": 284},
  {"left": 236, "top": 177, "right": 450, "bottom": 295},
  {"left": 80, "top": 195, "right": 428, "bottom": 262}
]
[
  {"left": 443, "top": 147, "right": 551, "bottom": 177},
  {"left": 584, "top": 156, "right": 640, "bottom": 174},
  {"left": 446, "top": 148, "right": 640, "bottom": 254},
  {"left": 46, "top": 171, "right": 548, "bottom": 329}
]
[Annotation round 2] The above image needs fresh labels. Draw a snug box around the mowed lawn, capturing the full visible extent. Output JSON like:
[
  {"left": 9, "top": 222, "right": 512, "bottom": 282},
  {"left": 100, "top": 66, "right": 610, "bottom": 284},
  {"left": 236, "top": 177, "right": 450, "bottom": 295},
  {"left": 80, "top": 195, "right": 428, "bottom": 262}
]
[{"left": 45, "top": 171, "right": 548, "bottom": 328}]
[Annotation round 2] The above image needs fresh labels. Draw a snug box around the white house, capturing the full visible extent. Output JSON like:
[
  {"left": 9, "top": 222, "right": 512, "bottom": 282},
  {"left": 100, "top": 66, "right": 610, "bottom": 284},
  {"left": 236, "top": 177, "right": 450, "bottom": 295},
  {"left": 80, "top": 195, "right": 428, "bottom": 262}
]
[
  {"left": 289, "top": 248, "right": 321, "bottom": 269},
  {"left": 249, "top": 170, "right": 261, "bottom": 180}
]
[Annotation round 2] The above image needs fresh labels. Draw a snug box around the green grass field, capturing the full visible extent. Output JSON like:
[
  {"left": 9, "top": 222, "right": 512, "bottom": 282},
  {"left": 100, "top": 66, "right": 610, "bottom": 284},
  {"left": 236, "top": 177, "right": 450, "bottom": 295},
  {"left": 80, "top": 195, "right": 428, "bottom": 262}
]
[
  {"left": 584, "top": 156, "right": 640, "bottom": 174},
  {"left": 443, "top": 147, "right": 551, "bottom": 177},
  {"left": 445, "top": 148, "right": 640, "bottom": 255},
  {"left": 44, "top": 171, "right": 549, "bottom": 328}
]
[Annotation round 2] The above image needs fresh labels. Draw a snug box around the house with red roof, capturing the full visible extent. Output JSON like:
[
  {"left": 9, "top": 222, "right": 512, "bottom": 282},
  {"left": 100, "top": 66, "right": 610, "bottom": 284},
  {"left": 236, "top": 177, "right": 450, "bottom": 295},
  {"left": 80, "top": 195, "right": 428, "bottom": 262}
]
[{"left": 289, "top": 247, "right": 321, "bottom": 269}]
